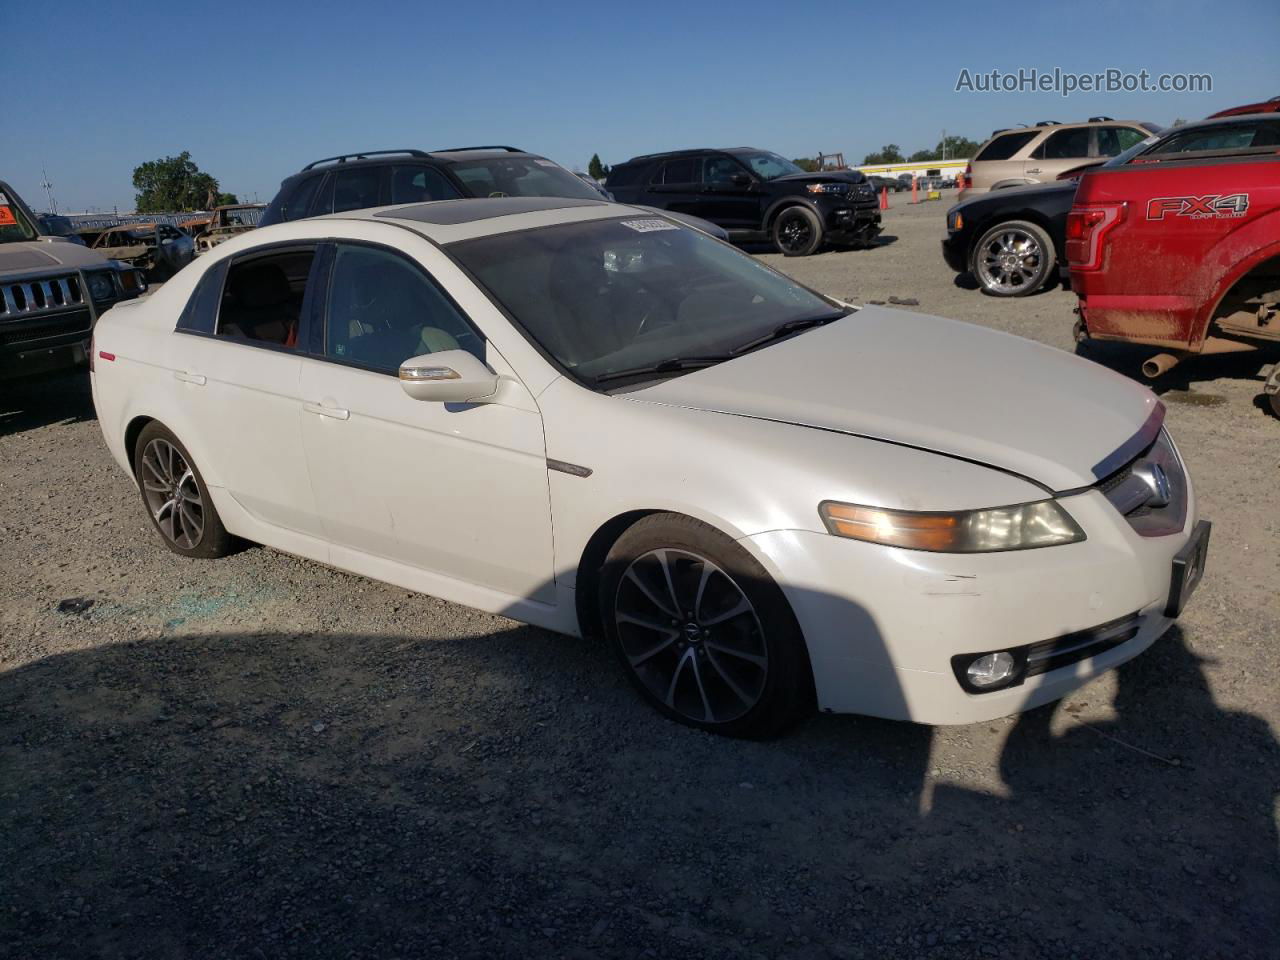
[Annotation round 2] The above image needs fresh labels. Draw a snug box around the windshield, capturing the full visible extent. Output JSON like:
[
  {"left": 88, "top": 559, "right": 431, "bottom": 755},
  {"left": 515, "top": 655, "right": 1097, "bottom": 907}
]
[
  {"left": 730, "top": 151, "right": 805, "bottom": 181},
  {"left": 0, "top": 188, "right": 39, "bottom": 244},
  {"left": 451, "top": 217, "right": 842, "bottom": 388},
  {"left": 449, "top": 157, "right": 602, "bottom": 201},
  {"left": 100, "top": 229, "right": 155, "bottom": 245}
]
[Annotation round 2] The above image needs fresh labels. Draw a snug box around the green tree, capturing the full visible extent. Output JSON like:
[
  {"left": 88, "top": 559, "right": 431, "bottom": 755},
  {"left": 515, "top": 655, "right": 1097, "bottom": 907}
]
[
  {"left": 790, "top": 157, "right": 820, "bottom": 172},
  {"left": 908, "top": 149, "right": 935, "bottom": 162},
  {"left": 862, "top": 144, "right": 905, "bottom": 165},
  {"left": 587, "top": 153, "right": 610, "bottom": 180},
  {"left": 934, "top": 135, "right": 980, "bottom": 159},
  {"left": 215, "top": 192, "right": 238, "bottom": 206},
  {"left": 131, "top": 152, "right": 226, "bottom": 213}
]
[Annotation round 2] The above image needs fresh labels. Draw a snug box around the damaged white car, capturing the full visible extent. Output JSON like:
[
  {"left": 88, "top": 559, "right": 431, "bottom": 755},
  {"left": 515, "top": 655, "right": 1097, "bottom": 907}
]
[{"left": 90, "top": 196, "right": 1209, "bottom": 737}]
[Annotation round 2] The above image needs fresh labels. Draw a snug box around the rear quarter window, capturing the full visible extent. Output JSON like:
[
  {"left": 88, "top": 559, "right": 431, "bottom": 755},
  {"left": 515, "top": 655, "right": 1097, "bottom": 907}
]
[
  {"left": 974, "top": 131, "right": 1038, "bottom": 161},
  {"left": 175, "top": 261, "right": 228, "bottom": 335},
  {"left": 604, "top": 163, "right": 649, "bottom": 188}
]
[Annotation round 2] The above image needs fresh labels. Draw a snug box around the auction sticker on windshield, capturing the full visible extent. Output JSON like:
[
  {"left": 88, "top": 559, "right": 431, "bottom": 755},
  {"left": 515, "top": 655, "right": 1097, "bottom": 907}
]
[
  {"left": 0, "top": 207, "right": 16, "bottom": 227},
  {"left": 620, "top": 219, "right": 679, "bottom": 233}
]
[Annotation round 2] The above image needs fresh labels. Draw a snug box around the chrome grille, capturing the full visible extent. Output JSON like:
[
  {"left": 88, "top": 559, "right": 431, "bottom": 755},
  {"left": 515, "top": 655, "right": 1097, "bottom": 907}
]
[
  {"left": 851, "top": 183, "right": 875, "bottom": 201},
  {"left": 1097, "top": 428, "right": 1188, "bottom": 537},
  {"left": 0, "top": 275, "right": 85, "bottom": 318}
]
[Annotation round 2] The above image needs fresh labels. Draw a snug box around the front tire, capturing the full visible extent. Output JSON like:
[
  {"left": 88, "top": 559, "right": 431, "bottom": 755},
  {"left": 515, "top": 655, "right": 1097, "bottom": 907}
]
[
  {"left": 970, "top": 220, "right": 1055, "bottom": 297},
  {"left": 772, "top": 206, "right": 824, "bottom": 257},
  {"left": 599, "top": 514, "right": 813, "bottom": 738},
  {"left": 134, "top": 422, "right": 234, "bottom": 559}
]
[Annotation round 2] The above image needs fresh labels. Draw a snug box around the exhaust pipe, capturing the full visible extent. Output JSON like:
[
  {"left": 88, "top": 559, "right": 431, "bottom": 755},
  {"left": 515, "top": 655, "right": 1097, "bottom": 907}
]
[{"left": 1142, "top": 353, "right": 1181, "bottom": 378}]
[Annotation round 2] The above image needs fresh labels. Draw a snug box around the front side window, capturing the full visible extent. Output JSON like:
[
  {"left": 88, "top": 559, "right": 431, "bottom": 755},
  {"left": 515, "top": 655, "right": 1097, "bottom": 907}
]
[
  {"left": 324, "top": 244, "right": 479, "bottom": 372},
  {"left": 389, "top": 165, "right": 463, "bottom": 205},
  {"left": 448, "top": 157, "right": 600, "bottom": 200},
  {"left": 451, "top": 218, "right": 842, "bottom": 388},
  {"left": 702, "top": 155, "right": 746, "bottom": 185},
  {"left": 1096, "top": 126, "right": 1148, "bottom": 157},
  {"left": 217, "top": 247, "right": 316, "bottom": 347}
]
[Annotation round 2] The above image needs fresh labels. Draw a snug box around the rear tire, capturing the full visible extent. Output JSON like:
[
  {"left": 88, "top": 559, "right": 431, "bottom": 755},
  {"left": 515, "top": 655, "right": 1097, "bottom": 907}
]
[
  {"left": 772, "top": 206, "right": 824, "bottom": 257},
  {"left": 599, "top": 513, "right": 813, "bottom": 738},
  {"left": 133, "top": 422, "right": 234, "bottom": 559}
]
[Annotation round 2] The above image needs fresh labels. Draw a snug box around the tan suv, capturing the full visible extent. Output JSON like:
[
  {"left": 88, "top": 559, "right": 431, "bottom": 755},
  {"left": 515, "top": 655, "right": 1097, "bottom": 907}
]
[{"left": 958, "top": 118, "right": 1160, "bottom": 199}]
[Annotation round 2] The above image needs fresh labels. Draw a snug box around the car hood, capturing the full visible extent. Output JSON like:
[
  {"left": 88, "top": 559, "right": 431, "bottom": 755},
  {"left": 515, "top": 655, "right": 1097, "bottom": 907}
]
[
  {"left": 950, "top": 179, "right": 1075, "bottom": 215},
  {"left": 771, "top": 171, "right": 868, "bottom": 186},
  {"left": 629, "top": 306, "right": 1158, "bottom": 491},
  {"left": 0, "top": 240, "right": 114, "bottom": 277}
]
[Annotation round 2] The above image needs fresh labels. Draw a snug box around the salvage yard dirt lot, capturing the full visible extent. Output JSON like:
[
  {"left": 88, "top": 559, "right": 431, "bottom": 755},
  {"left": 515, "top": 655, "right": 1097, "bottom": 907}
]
[{"left": 2, "top": 195, "right": 1278, "bottom": 960}]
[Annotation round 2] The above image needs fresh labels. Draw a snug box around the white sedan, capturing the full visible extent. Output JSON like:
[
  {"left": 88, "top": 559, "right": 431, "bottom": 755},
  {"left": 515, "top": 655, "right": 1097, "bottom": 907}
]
[{"left": 90, "top": 197, "right": 1209, "bottom": 737}]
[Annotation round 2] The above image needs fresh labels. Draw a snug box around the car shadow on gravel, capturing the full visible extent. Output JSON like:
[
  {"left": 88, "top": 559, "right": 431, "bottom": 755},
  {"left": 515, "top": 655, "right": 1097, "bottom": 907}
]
[
  {"left": 2, "top": 615, "right": 1276, "bottom": 958},
  {"left": 0, "top": 371, "right": 95, "bottom": 438}
]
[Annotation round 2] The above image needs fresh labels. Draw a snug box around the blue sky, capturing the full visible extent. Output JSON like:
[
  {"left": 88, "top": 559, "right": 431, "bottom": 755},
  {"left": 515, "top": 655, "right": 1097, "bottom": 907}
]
[{"left": 5, "top": 0, "right": 1277, "bottom": 212}]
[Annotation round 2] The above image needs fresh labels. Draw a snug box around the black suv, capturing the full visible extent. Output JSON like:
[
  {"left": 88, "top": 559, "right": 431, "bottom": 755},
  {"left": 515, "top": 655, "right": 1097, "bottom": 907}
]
[
  {"left": 260, "top": 147, "right": 605, "bottom": 226},
  {"left": 604, "top": 148, "right": 880, "bottom": 256}
]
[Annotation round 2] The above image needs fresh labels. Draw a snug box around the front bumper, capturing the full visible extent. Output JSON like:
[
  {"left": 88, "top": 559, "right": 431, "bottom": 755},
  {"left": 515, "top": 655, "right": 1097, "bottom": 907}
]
[
  {"left": 941, "top": 232, "right": 968, "bottom": 273},
  {"left": 0, "top": 335, "right": 90, "bottom": 381},
  {"left": 741, "top": 486, "right": 1200, "bottom": 725},
  {"left": 824, "top": 203, "right": 881, "bottom": 242}
]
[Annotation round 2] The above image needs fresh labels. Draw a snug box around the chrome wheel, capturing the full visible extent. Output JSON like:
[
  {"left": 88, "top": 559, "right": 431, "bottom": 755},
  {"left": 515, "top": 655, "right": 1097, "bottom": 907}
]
[
  {"left": 976, "top": 227, "right": 1045, "bottom": 294},
  {"left": 613, "top": 548, "right": 768, "bottom": 724},
  {"left": 140, "top": 438, "right": 204, "bottom": 549}
]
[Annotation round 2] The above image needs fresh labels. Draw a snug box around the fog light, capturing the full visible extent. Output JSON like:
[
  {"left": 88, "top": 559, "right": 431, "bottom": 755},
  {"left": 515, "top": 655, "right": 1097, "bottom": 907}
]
[{"left": 967, "top": 652, "right": 1016, "bottom": 688}]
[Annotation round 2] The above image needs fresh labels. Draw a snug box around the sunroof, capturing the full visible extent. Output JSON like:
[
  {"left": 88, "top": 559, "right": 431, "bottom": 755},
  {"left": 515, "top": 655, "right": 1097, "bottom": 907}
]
[{"left": 373, "top": 196, "right": 605, "bottom": 225}]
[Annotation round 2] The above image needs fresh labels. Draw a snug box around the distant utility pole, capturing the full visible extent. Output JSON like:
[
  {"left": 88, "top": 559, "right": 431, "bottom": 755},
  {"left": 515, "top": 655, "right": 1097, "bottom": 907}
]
[
  {"left": 40, "top": 164, "right": 58, "bottom": 215},
  {"left": 941, "top": 130, "right": 947, "bottom": 161}
]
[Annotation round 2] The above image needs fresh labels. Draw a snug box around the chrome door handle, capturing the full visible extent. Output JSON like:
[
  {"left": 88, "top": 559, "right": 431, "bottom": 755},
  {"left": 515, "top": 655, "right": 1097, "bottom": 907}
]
[
  {"left": 303, "top": 401, "right": 350, "bottom": 421},
  {"left": 174, "top": 370, "right": 206, "bottom": 385}
]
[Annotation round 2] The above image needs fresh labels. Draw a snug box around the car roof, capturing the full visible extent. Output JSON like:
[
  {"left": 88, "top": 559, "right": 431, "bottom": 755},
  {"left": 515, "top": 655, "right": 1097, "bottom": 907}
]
[
  {"left": 620, "top": 147, "right": 765, "bottom": 164},
  {"left": 318, "top": 196, "right": 649, "bottom": 244},
  {"left": 287, "top": 147, "right": 545, "bottom": 180}
]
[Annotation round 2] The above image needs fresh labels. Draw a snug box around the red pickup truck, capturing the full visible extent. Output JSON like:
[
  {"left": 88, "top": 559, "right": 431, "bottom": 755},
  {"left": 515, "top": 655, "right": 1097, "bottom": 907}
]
[{"left": 1067, "top": 114, "right": 1280, "bottom": 411}]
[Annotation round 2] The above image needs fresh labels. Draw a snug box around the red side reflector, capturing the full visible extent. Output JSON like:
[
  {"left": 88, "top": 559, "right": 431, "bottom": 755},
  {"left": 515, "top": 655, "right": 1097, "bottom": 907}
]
[{"left": 98, "top": 351, "right": 116, "bottom": 362}]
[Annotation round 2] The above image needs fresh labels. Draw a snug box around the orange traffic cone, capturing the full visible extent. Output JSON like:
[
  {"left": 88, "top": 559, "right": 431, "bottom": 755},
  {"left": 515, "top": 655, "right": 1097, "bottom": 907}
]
[
  {"left": 879, "top": 187, "right": 889, "bottom": 210},
  {"left": 911, "top": 178, "right": 918, "bottom": 204}
]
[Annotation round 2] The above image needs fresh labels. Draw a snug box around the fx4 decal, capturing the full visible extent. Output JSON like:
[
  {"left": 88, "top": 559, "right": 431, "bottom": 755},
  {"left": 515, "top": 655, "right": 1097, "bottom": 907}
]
[{"left": 1146, "top": 194, "right": 1250, "bottom": 221}]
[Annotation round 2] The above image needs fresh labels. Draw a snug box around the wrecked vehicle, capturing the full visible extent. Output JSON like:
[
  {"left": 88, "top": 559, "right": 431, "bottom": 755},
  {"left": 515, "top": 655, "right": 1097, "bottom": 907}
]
[
  {"left": 91, "top": 222, "right": 195, "bottom": 279},
  {"left": 178, "top": 215, "right": 213, "bottom": 239},
  {"left": 0, "top": 180, "right": 145, "bottom": 380},
  {"left": 1067, "top": 114, "right": 1280, "bottom": 414},
  {"left": 194, "top": 203, "right": 265, "bottom": 255}
]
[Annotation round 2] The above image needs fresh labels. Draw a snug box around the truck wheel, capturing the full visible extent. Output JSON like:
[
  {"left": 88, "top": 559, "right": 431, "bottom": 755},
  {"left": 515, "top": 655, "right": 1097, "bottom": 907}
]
[
  {"left": 971, "top": 220, "right": 1055, "bottom": 297},
  {"left": 772, "top": 206, "right": 824, "bottom": 257}
]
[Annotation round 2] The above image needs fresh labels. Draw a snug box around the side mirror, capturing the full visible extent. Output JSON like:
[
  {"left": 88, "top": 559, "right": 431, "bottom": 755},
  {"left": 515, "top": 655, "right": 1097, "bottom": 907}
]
[
  {"left": 399, "top": 349, "right": 499, "bottom": 403},
  {"left": 731, "top": 172, "right": 752, "bottom": 187}
]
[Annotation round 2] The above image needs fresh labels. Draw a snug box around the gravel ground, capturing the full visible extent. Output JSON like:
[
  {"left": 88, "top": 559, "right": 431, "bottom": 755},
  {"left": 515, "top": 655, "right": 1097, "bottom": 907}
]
[{"left": 2, "top": 195, "right": 1278, "bottom": 960}]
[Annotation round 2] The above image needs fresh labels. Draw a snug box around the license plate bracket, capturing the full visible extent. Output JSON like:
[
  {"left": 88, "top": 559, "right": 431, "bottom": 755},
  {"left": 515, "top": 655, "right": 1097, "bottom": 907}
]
[{"left": 1165, "top": 520, "right": 1211, "bottom": 618}]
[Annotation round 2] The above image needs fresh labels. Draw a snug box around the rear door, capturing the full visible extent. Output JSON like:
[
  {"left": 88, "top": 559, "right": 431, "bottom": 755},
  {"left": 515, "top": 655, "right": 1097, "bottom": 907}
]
[
  {"left": 645, "top": 156, "right": 703, "bottom": 216},
  {"left": 1027, "top": 126, "right": 1093, "bottom": 182},
  {"left": 171, "top": 243, "right": 326, "bottom": 539},
  {"left": 970, "top": 129, "right": 1040, "bottom": 190}
]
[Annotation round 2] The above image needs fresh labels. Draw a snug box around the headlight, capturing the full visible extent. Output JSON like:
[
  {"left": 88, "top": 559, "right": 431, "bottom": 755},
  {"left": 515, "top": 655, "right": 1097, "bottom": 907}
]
[
  {"left": 806, "top": 183, "right": 849, "bottom": 195},
  {"left": 86, "top": 272, "right": 116, "bottom": 301},
  {"left": 818, "top": 499, "right": 1085, "bottom": 553}
]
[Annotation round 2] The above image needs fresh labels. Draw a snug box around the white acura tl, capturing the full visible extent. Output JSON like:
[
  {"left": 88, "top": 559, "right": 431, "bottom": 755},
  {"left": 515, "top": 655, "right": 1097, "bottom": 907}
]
[{"left": 91, "top": 197, "right": 1209, "bottom": 737}]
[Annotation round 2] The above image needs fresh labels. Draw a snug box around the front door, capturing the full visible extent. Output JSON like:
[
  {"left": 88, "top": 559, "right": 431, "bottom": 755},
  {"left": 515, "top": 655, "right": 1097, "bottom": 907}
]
[
  {"left": 297, "top": 241, "right": 555, "bottom": 603},
  {"left": 696, "top": 154, "right": 760, "bottom": 229}
]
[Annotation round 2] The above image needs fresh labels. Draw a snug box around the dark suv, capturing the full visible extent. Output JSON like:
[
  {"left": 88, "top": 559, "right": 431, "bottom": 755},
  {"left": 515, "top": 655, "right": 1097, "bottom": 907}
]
[
  {"left": 260, "top": 147, "right": 606, "bottom": 226},
  {"left": 604, "top": 148, "right": 880, "bottom": 256}
]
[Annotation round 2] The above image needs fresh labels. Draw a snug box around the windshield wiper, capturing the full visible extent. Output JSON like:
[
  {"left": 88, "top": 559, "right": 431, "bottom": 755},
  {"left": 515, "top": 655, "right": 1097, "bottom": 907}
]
[
  {"left": 730, "top": 310, "right": 848, "bottom": 356},
  {"left": 594, "top": 355, "right": 734, "bottom": 386}
]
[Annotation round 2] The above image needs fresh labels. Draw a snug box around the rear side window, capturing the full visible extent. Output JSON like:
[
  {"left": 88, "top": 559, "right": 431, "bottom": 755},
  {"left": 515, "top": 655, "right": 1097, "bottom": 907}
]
[
  {"left": 216, "top": 247, "right": 317, "bottom": 348},
  {"left": 280, "top": 175, "right": 323, "bottom": 222},
  {"left": 1146, "top": 120, "right": 1280, "bottom": 155},
  {"left": 1033, "top": 127, "right": 1091, "bottom": 159},
  {"left": 388, "top": 165, "right": 462, "bottom": 204},
  {"left": 175, "top": 261, "right": 227, "bottom": 334},
  {"left": 658, "top": 157, "right": 698, "bottom": 184},
  {"left": 974, "top": 131, "right": 1038, "bottom": 161},
  {"left": 604, "top": 163, "right": 648, "bottom": 188},
  {"left": 329, "top": 168, "right": 383, "bottom": 214}
]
